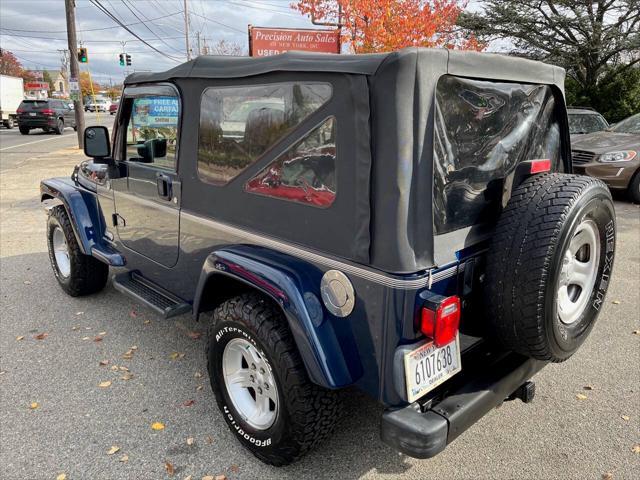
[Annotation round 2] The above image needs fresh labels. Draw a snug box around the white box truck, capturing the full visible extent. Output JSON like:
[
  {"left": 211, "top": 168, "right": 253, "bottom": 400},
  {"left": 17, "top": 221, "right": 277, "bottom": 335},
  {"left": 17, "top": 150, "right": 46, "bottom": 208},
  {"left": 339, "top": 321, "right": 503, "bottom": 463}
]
[{"left": 0, "top": 75, "right": 24, "bottom": 129}]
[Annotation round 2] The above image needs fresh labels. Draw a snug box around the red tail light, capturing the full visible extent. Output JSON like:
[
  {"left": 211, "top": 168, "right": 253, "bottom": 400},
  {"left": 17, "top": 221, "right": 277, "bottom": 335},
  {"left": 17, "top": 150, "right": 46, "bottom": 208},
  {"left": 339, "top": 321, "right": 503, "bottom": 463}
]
[
  {"left": 16, "top": 108, "right": 25, "bottom": 114},
  {"left": 41, "top": 109, "right": 55, "bottom": 115},
  {"left": 420, "top": 295, "right": 461, "bottom": 347}
]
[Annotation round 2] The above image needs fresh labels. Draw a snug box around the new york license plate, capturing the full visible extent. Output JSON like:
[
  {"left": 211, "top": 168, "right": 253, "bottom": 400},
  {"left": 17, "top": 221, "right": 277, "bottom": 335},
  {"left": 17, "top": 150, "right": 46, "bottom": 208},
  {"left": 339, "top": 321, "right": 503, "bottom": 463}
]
[{"left": 404, "top": 335, "right": 462, "bottom": 402}]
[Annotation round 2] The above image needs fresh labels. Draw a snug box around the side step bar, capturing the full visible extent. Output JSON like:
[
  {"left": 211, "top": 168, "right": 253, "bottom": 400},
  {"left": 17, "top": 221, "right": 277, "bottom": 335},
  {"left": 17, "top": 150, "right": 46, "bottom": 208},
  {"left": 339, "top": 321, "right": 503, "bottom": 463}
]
[{"left": 112, "top": 272, "right": 191, "bottom": 319}]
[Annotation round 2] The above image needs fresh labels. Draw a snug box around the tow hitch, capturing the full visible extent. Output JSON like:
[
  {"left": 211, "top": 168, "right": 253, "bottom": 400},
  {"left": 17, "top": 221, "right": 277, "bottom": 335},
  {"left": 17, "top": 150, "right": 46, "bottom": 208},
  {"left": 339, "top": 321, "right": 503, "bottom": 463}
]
[{"left": 507, "top": 380, "right": 536, "bottom": 403}]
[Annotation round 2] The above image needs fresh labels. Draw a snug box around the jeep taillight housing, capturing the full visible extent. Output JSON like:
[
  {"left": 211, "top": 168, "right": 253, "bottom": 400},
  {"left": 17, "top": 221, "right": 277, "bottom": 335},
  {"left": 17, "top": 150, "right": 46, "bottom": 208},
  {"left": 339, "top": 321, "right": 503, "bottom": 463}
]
[
  {"left": 420, "top": 295, "right": 461, "bottom": 347},
  {"left": 41, "top": 109, "right": 55, "bottom": 116}
]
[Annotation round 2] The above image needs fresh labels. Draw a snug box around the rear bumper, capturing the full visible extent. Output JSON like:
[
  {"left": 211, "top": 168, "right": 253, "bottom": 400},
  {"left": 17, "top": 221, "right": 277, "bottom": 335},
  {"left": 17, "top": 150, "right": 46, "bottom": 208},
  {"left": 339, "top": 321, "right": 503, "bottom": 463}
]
[
  {"left": 381, "top": 348, "right": 546, "bottom": 458},
  {"left": 17, "top": 117, "right": 58, "bottom": 128}
]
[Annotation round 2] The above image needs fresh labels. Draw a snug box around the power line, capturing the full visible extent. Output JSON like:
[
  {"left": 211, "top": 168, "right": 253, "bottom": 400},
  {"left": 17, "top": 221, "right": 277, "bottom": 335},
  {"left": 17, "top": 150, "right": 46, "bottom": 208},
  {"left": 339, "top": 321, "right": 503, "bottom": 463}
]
[
  {"left": 119, "top": 0, "right": 184, "bottom": 54},
  {"left": 0, "top": 32, "right": 185, "bottom": 43},
  {"left": 89, "top": 0, "right": 183, "bottom": 62},
  {"left": 1, "top": 10, "right": 184, "bottom": 34},
  {"left": 188, "top": 11, "right": 245, "bottom": 34}
]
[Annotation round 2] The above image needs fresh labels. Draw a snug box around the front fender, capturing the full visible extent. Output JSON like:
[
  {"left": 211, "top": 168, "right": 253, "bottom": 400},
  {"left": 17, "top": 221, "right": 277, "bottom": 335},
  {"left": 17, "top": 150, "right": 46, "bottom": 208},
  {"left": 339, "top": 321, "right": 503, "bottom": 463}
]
[
  {"left": 194, "top": 245, "right": 359, "bottom": 390},
  {"left": 40, "top": 177, "right": 124, "bottom": 266}
]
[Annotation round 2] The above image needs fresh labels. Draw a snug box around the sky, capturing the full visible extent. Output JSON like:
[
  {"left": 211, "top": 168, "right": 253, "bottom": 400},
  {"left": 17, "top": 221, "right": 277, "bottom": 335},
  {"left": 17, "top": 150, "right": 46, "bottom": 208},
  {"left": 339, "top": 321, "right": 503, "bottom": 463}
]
[{"left": 0, "top": 0, "right": 485, "bottom": 84}]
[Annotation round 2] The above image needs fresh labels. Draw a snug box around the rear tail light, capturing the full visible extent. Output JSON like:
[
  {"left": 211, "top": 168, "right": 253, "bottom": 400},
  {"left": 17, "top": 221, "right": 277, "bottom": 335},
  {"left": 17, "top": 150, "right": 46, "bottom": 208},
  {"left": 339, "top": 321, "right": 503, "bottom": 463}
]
[
  {"left": 41, "top": 109, "right": 55, "bottom": 115},
  {"left": 16, "top": 108, "right": 24, "bottom": 114},
  {"left": 420, "top": 295, "right": 461, "bottom": 347}
]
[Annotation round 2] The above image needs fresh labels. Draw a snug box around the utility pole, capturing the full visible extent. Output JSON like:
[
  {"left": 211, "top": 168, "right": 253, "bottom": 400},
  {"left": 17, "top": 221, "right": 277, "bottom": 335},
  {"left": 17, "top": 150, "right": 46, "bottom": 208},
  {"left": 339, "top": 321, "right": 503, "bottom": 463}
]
[
  {"left": 64, "top": 0, "right": 85, "bottom": 148},
  {"left": 183, "top": 0, "right": 191, "bottom": 60},
  {"left": 197, "top": 31, "right": 201, "bottom": 57}
]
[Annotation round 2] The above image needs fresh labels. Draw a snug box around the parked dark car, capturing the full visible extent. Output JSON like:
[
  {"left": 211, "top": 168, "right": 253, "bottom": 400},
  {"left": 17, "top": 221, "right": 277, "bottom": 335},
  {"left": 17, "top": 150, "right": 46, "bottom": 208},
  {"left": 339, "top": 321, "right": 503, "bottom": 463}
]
[
  {"left": 17, "top": 99, "right": 76, "bottom": 135},
  {"left": 40, "top": 49, "right": 616, "bottom": 466},
  {"left": 567, "top": 107, "right": 608, "bottom": 137},
  {"left": 572, "top": 113, "right": 640, "bottom": 202}
]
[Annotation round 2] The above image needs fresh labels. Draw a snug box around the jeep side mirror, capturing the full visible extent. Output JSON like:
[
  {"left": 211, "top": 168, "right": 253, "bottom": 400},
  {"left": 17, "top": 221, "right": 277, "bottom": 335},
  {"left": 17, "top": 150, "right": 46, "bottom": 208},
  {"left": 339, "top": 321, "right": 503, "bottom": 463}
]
[{"left": 84, "top": 126, "right": 111, "bottom": 161}]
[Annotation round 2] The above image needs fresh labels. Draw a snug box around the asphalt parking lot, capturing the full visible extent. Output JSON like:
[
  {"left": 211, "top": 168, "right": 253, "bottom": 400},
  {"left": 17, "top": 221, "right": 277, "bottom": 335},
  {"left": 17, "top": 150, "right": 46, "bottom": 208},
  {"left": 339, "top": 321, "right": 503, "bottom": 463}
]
[{"left": 0, "top": 132, "right": 638, "bottom": 480}]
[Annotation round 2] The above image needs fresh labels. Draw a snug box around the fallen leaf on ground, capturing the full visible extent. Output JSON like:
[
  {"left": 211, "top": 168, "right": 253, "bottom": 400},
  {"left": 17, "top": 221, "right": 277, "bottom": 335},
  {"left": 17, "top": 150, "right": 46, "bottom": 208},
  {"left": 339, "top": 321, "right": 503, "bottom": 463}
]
[
  {"left": 633, "top": 330, "right": 640, "bottom": 336},
  {"left": 98, "top": 381, "right": 112, "bottom": 388},
  {"left": 602, "top": 473, "right": 613, "bottom": 480},
  {"left": 583, "top": 385, "right": 594, "bottom": 391},
  {"left": 121, "top": 373, "right": 134, "bottom": 381},
  {"left": 194, "top": 372, "right": 203, "bottom": 379},
  {"left": 85, "top": 327, "right": 92, "bottom": 330},
  {"left": 99, "top": 331, "right": 107, "bottom": 336},
  {"left": 129, "top": 309, "right": 138, "bottom": 318},
  {"left": 621, "top": 415, "right": 630, "bottom": 421},
  {"left": 130, "top": 345, "right": 138, "bottom": 351},
  {"left": 143, "top": 319, "right": 151, "bottom": 325},
  {"left": 183, "top": 400, "right": 195, "bottom": 407},
  {"left": 632, "top": 444, "right": 640, "bottom": 454},
  {"left": 99, "top": 360, "right": 109, "bottom": 366},
  {"left": 196, "top": 385, "right": 203, "bottom": 391},
  {"left": 82, "top": 337, "right": 90, "bottom": 341},
  {"left": 230, "top": 465, "right": 239, "bottom": 473},
  {"left": 71, "top": 326, "right": 79, "bottom": 331},
  {"left": 187, "top": 331, "right": 202, "bottom": 340},
  {"left": 575, "top": 393, "right": 588, "bottom": 400},
  {"left": 93, "top": 336, "right": 103, "bottom": 342},
  {"left": 202, "top": 476, "right": 214, "bottom": 480},
  {"left": 122, "top": 350, "right": 134, "bottom": 360},
  {"left": 76, "top": 311, "right": 84, "bottom": 316},
  {"left": 16, "top": 335, "right": 24, "bottom": 341},
  {"left": 165, "top": 462, "right": 175, "bottom": 476},
  {"left": 56, "top": 474, "right": 67, "bottom": 480},
  {"left": 110, "top": 365, "right": 119, "bottom": 371},
  {"left": 107, "top": 446, "right": 120, "bottom": 455},
  {"left": 23, "top": 280, "right": 31, "bottom": 285},
  {"left": 118, "top": 366, "right": 129, "bottom": 372},
  {"left": 120, "top": 454, "right": 129, "bottom": 463},
  {"left": 186, "top": 437, "right": 194, "bottom": 446},
  {"left": 29, "top": 402, "right": 39, "bottom": 410},
  {"left": 169, "top": 352, "right": 185, "bottom": 360},
  {"left": 215, "top": 475, "right": 227, "bottom": 480},
  {"left": 34, "top": 333, "right": 48, "bottom": 340},
  {"left": 151, "top": 422, "right": 165, "bottom": 431},
  {"left": 206, "top": 436, "right": 213, "bottom": 444},
  {"left": 611, "top": 300, "right": 620, "bottom": 304},
  {"left": 184, "top": 476, "right": 192, "bottom": 480}
]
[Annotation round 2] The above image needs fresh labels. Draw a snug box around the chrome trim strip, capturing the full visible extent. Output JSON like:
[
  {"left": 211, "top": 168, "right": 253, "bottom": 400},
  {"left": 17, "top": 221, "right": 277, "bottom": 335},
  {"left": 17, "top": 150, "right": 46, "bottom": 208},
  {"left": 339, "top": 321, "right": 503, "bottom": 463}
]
[{"left": 181, "top": 211, "right": 445, "bottom": 289}]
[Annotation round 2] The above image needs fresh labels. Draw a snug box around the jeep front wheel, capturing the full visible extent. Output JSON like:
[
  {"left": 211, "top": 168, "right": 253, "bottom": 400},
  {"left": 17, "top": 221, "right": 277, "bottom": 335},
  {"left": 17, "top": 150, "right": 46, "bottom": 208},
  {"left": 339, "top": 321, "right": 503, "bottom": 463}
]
[
  {"left": 485, "top": 174, "right": 615, "bottom": 362},
  {"left": 47, "top": 206, "right": 109, "bottom": 296},
  {"left": 207, "top": 293, "right": 340, "bottom": 466}
]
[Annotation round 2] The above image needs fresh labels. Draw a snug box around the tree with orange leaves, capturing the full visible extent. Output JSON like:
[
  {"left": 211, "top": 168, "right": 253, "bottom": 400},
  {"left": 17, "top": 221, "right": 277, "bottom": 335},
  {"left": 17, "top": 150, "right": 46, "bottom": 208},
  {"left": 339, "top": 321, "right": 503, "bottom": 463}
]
[{"left": 292, "top": 0, "right": 482, "bottom": 53}]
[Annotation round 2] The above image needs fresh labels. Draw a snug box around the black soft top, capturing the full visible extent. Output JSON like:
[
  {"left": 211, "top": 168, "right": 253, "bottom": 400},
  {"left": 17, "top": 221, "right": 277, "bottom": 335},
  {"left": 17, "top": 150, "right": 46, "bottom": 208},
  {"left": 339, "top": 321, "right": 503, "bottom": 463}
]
[{"left": 125, "top": 48, "right": 564, "bottom": 87}]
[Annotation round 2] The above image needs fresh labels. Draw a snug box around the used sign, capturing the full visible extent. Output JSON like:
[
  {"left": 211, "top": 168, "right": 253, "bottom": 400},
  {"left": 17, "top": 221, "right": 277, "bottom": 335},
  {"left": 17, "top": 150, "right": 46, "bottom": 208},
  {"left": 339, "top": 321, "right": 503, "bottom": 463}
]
[
  {"left": 24, "top": 82, "right": 49, "bottom": 90},
  {"left": 249, "top": 26, "right": 340, "bottom": 57}
]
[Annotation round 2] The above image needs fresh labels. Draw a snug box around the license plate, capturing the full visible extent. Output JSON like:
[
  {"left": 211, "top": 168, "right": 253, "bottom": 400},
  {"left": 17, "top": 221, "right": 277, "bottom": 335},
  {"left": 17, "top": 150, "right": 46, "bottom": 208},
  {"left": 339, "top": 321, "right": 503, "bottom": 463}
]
[
  {"left": 404, "top": 335, "right": 462, "bottom": 402},
  {"left": 29, "top": 112, "right": 36, "bottom": 116}
]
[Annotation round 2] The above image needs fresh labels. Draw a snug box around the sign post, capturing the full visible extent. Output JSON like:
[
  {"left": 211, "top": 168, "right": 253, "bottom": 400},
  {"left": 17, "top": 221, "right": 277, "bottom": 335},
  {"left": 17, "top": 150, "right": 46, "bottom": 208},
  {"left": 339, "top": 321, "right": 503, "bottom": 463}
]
[{"left": 248, "top": 26, "right": 340, "bottom": 57}]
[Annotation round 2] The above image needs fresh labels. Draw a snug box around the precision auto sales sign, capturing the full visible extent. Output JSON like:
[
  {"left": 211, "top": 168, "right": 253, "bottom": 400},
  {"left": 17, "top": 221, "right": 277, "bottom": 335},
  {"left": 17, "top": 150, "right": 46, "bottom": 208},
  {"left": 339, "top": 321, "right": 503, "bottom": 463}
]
[{"left": 249, "top": 26, "right": 340, "bottom": 57}]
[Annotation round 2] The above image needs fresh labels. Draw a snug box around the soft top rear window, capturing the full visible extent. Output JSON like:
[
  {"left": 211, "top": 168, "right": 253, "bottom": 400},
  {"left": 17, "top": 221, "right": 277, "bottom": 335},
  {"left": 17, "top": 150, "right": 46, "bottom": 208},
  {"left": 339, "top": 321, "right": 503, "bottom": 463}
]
[{"left": 433, "top": 75, "right": 562, "bottom": 235}]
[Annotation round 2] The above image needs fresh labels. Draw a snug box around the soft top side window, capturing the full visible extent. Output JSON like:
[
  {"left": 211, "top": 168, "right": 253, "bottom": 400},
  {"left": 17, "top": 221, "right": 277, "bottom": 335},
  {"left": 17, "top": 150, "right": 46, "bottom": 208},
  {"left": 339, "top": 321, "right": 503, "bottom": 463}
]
[
  {"left": 123, "top": 94, "right": 180, "bottom": 171},
  {"left": 197, "top": 82, "right": 332, "bottom": 186}
]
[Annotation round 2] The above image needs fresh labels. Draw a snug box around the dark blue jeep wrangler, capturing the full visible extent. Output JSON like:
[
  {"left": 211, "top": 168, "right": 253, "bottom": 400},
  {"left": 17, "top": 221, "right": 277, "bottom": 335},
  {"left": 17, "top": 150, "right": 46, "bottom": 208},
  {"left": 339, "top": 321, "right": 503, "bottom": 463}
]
[{"left": 40, "top": 48, "right": 616, "bottom": 466}]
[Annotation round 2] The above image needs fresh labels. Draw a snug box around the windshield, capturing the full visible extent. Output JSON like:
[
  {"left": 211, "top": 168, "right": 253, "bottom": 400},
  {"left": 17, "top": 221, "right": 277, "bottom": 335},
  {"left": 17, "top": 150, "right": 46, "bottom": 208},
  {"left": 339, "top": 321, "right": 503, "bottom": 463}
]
[
  {"left": 19, "top": 100, "right": 50, "bottom": 110},
  {"left": 611, "top": 113, "right": 640, "bottom": 134},
  {"left": 568, "top": 113, "right": 607, "bottom": 134}
]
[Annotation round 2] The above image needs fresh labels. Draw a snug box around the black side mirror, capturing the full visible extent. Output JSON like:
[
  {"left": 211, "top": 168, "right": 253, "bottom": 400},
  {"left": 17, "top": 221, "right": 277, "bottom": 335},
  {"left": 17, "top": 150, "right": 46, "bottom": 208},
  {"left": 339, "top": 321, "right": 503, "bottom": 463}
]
[{"left": 84, "top": 126, "right": 111, "bottom": 161}]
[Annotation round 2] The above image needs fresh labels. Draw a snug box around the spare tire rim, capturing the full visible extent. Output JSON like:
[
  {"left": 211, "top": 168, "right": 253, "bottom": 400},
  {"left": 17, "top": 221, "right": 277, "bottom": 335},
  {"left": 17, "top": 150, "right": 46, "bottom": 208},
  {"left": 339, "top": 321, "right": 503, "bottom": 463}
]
[
  {"left": 557, "top": 219, "right": 600, "bottom": 325},
  {"left": 222, "top": 337, "right": 278, "bottom": 430},
  {"left": 52, "top": 225, "right": 71, "bottom": 278}
]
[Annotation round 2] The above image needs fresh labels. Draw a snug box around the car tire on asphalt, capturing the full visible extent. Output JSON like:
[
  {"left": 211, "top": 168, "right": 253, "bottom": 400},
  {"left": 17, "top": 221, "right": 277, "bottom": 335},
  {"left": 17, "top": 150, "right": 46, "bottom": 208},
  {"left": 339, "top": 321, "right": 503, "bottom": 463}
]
[
  {"left": 627, "top": 171, "right": 640, "bottom": 204},
  {"left": 19, "top": 126, "right": 29, "bottom": 135},
  {"left": 207, "top": 293, "right": 341, "bottom": 466},
  {"left": 4, "top": 118, "right": 14, "bottom": 129},
  {"left": 46, "top": 206, "right": 109, "bottom": 297},
  {"left": 54, "top": 119, "right": 64, "bottom": 135},
  {"left": 485, "top": 173, "right": 615, "bottom": 362}
]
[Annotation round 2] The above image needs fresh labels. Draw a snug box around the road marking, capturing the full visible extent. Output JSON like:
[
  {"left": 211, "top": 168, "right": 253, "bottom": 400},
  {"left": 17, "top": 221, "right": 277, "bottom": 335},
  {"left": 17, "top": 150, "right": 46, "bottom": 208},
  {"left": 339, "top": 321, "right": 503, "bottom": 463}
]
[{"left": 0, "top": 135, "right": 73, "bottom": 152}]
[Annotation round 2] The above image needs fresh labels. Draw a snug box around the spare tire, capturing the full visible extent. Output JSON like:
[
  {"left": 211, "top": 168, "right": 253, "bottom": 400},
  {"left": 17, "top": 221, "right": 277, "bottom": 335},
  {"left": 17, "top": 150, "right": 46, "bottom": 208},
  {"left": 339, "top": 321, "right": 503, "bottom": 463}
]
[{"left": 485, "top": 173, "right": 615, "bottom": 362}]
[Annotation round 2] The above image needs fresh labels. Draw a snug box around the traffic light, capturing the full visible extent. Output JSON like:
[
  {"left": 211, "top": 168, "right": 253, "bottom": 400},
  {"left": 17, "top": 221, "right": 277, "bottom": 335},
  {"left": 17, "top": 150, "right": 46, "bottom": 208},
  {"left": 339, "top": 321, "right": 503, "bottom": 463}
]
[
  {"left": 125, "top": 54, "right": 132, "bottom": 66},
  {"left": 119, "top": 54, "right": 124, "bottom": 66},
  {"left": 78, "top": 47, "right": 88, "bottom": 63}
]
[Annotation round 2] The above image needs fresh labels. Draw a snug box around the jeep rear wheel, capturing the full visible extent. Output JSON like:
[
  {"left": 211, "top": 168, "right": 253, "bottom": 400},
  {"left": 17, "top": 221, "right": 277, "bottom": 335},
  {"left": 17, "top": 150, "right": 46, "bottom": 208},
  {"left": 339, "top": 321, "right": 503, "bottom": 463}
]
[
  {"left": 19, "top": 126, "right": 29, "bottom": 135},
  {"left": 54, "top": 119, "right": 64, "bottom": 135},
  {"left": 485, "top": 174, "right": 615, "bottom": 362},
  {"left": 47, "top": 206, "right": 109, "bottom": 296},
  {"left": 207, "top": 293, "right": 340, "bottom": 466}
]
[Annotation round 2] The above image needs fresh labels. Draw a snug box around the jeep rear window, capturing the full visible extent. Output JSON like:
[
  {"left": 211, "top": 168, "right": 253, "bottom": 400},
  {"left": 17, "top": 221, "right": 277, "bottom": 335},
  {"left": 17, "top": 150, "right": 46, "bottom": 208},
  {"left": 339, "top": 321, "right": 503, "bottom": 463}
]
[
  {"left": 19, "top": 100, "right": 50, "bottom": 110},
  {"left": 433, "top": 75, "right": 562, "bottom": 234},
  {"left": 197, "top": 83, "right": 332, "bottom": 186}
]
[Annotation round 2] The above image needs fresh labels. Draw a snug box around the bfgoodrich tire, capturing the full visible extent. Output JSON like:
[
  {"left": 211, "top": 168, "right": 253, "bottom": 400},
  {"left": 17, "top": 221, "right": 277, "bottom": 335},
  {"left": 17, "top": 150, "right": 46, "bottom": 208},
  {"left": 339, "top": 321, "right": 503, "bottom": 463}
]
[
  {"left": 207, "top": 293, "right": 341, "bottom": 466},
  {"left": 47, "top": 206, "right": 109, "bottom": 296},
  {"left": 485, "top": 174, "right": 615, "bottom": 362}
]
